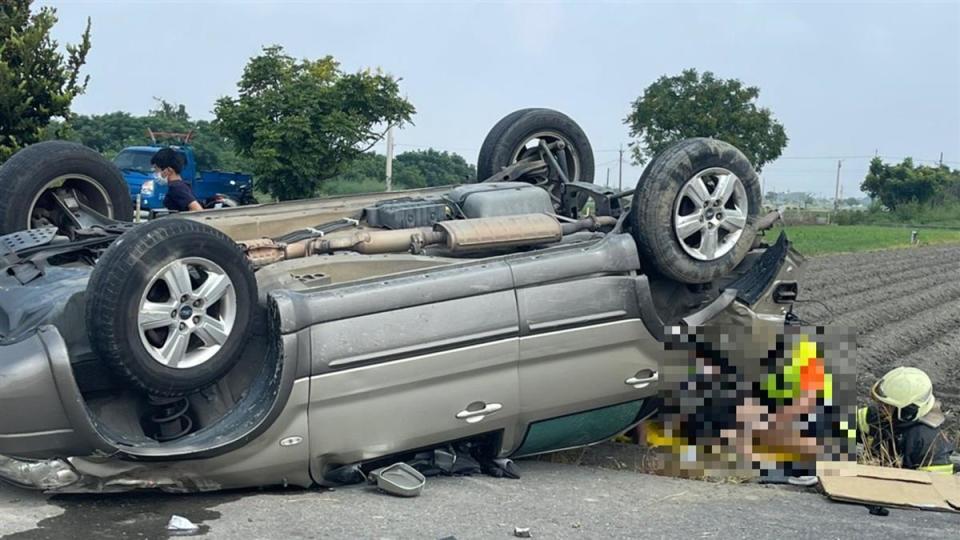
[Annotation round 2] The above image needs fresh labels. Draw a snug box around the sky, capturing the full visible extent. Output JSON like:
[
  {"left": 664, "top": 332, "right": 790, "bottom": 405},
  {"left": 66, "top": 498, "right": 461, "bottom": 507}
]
[{"left": 37, "top": 0, "right": 960, "bottom": 198}]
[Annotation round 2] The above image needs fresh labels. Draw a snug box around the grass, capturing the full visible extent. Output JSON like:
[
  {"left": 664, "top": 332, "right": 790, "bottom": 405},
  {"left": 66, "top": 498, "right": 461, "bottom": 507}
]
[{"left": 783, "top": 225, "right": 960, "bottom": 256}]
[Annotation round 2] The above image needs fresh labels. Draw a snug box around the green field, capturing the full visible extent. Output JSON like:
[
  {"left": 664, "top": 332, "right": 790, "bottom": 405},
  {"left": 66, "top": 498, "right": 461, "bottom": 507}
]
[{"left": 782, "top": 225, "right": 960, "bottom": 256}]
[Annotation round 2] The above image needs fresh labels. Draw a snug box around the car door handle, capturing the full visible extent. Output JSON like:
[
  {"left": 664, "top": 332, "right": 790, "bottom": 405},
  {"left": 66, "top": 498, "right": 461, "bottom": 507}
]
[
  {"left": 456, "top": 402, "right": 503, "bottom": 424},
  {"left": 625, "top": 370, "right": 659, "bottom": 389}
]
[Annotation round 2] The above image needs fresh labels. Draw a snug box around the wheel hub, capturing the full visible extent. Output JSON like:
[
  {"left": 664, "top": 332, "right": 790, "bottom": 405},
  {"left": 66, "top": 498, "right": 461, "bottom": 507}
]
[
  {"left": 672, "top": 167, "right": 749, "bottom": 262},
  {"left": 138, "top": 257, "right": 237, "bottom": 370}
]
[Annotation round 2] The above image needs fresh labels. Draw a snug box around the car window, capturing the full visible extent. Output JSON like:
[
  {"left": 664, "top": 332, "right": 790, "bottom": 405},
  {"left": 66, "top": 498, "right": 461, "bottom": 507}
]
[
  {"left": 114, "top": 149, "right": 187, "bottom": 173},
  {"left": 113, "top": 150, "right": 155, "bottom": 173}
]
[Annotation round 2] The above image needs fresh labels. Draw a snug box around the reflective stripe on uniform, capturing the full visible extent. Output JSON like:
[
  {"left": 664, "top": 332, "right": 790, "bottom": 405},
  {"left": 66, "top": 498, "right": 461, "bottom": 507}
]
[
  {"left": 857, "top": 407, "right": 871, "bottom": 445},
  {"left": 918, "top": 464, "right": 955, "bottom": 474}
]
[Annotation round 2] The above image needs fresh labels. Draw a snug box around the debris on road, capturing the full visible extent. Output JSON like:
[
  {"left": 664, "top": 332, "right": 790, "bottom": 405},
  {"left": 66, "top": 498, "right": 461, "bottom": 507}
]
[
  {"left": 368, "top": 463, "right": 426, "bottom": 497},
  {"left": 166, "top": 515, "right": 200, "bottom": 535},
  {"left": 513, "top": 526, "right": 532, "bottom": 537}
]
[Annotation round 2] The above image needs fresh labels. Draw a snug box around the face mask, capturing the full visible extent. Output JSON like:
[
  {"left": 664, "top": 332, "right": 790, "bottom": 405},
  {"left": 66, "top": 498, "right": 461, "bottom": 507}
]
[{"left": 154, "top": 171, "right": 168, "bottom": 185}]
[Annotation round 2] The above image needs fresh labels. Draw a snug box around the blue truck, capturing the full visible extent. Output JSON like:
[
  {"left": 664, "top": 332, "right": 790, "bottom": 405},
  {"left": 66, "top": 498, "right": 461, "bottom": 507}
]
[{"left": 112, "top": 137, "right": 254, "bottom": 214}]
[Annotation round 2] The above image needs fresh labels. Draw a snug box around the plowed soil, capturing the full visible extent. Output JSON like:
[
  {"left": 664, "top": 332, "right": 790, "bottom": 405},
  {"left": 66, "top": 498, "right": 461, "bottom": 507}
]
[{"left": 794, "top": 244, "right": 960, "bottom": 428}]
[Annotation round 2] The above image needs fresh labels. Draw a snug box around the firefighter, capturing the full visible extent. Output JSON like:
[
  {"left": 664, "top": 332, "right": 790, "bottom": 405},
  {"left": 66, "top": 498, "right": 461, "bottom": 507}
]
[{"left": 857, "top": 367, "right": 956, "bottom": 473}]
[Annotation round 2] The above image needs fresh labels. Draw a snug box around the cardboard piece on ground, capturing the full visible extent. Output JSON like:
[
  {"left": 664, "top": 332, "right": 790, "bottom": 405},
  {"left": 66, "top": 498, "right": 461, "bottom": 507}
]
[{"left": 817, "top": 463, "right": 960, "bottom": 513}]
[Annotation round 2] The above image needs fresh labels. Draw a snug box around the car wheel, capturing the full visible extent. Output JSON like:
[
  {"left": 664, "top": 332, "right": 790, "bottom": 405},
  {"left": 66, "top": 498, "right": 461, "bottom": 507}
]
[
  {"left": 86, "top": 218, "right": 257, "bottom": 396},
  {"left": 474, "top": 108, "right": 539, "bottom": 182},
  {"left": 0, "top": 141, "right": 133, "bottom": 236},
  {"left": 630, "top": 138, "right": 761, "bottom": 284},
  {"left": 475, "top": 108, "right": 595, "bottom": 210}
]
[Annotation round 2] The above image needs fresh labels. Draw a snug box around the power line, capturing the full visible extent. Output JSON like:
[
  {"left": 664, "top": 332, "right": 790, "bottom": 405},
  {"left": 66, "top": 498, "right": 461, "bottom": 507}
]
[{"left": 377, "top": 140, "right": 960, "bottom": 168}]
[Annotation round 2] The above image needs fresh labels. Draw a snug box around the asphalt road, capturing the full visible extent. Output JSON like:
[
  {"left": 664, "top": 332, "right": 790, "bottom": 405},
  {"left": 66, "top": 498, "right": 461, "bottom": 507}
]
[{"left": 1, "top": 453, "right": 956, "bottom": 539}]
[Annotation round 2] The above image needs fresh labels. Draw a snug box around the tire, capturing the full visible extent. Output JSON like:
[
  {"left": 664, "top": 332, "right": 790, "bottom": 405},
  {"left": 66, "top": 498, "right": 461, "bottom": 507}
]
[
  {"left": 475, "top": 108, "right": 595, "bottom": 184},
  {"left": 630, "top": 138, "right": 761, "bottom": 285},
  {"left": 474, "top": 108, "right": 539, "bottom": 182},
  {"left": 86, "top": 218, "right": 257, "bottom": 396},
  {"left": 0, "top": 141, "right": 133, "bottom": 235}
]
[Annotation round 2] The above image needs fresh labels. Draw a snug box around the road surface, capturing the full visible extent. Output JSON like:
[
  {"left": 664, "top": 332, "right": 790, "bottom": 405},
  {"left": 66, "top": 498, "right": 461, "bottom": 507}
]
[{"left": 1, "top": 449, "right": 955, "bottom": 539}]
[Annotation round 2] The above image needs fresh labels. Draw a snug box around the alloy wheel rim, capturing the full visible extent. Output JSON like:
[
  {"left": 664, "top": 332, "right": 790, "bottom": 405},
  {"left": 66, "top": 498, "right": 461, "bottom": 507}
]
[
  {"left": 673, "top": 167, "right": 748, "bottom": 261},
  {"left": 137, "top": 257, "right": 237, "bottom": 370}
]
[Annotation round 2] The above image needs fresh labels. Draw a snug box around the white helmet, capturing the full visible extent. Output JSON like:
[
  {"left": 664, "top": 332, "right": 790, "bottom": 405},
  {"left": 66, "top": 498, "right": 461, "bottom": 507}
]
[{"left": 871, "top": 367, "right": 935, "bottom": 422}]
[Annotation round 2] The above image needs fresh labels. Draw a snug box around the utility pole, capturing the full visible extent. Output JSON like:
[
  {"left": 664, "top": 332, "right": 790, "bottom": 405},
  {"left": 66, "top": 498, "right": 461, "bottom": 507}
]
[
  {"left": 833, "top": 160, "right": 842, "bottom": 213},
  {"left": 606, "top": 168, "right": 610, "bottom": 187},
  {"left": 385, "top": 125, "right": 395, "bottom": 192},
  {"left": 939, "top": 152, "right": 944, "bottom": 167},
  {"left": 618, "top": 144, "right": 624, "bottom": 191}
]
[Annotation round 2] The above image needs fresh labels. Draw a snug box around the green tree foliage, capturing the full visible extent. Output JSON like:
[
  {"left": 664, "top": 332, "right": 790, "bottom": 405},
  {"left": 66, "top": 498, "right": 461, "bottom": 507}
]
[
  {"left": 319, "top": 149, "right": 476, "bottom": 195},
  {"left": 214, "top": 46, "right": 415, "bottom": 201},
  {"left": 50, "top": 99, "right": 251, "bottom": 172},
  {"left": 860, "top": 157, "right": 960, "bottom": 210},
  {"left": 0, "top": 0, "right": 91, "bottom": 160},
  {"left": 624, "top": 69, "right": 787, "bottom": 170},
  {"left": 395, "top": 149, "right": 475, "bottom": 187}
]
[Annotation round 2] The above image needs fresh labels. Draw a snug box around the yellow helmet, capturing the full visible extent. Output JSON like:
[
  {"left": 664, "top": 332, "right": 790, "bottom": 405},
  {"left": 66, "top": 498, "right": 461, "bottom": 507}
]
[{"left": 871, "top": 367, "right": 935, "bottom": 422}]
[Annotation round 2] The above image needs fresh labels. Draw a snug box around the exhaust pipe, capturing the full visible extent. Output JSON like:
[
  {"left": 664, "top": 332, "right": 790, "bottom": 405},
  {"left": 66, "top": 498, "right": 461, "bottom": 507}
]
[{"left": 240, "top": 213, "right": 617, "bottom": 268}]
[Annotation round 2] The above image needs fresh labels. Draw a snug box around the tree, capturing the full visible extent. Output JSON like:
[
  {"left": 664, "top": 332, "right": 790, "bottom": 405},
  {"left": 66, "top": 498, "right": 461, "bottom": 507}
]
[
  {"left": 624, "top": 69, "right": 787, "bottom": 170},
  {"left": 0, "top": 1, "right": 91, "bottom": 161},
  {"left": 319, "top": 149, "right": 476, "bottom": 195},
  {"left": 214, "top": 46, "right": 415, "bottom": 201},
  {"left": 860, "top": 157, "right": 958, "bottom": 210},
  {"left": 395, "top": 149, "right": 475, "bottom": 187}
]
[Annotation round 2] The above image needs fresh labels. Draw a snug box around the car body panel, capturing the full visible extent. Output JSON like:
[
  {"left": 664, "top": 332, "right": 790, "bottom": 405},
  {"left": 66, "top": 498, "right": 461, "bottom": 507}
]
[
  {"left": 64, "top": 378, "right": 313, "bottom": 493},
  {"left": 307, "top": 338, "right": 520, "bottom": 482},
  {"left": 0, "top": 329, "right": 94, "bottom": 458},
  {"left": 0, "top": 327, "right": 115, "bottom": 459},
  {"left": 516, "top": 319, "right": 661, "bottom": 433}
]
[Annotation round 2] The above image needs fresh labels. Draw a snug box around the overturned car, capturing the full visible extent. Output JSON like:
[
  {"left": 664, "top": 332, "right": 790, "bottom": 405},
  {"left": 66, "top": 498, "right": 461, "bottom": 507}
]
[{"left": 0, "top": 109, "right": 801, "bottom": 492}]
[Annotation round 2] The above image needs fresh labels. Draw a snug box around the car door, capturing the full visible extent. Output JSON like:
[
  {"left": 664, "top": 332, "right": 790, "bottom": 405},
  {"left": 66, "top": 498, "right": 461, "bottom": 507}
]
[
  {"left": 507, "top": 234, "right": 663, "bottom": 456},
  {"left": 303, "top": 260, "right": 521, "bottom": 480}
]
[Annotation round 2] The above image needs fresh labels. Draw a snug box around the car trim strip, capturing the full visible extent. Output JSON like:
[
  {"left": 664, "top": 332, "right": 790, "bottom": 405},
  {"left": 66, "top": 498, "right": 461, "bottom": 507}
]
[
  {"left": 527, "top": 309, "right": 628, "bottom": 333},
  {"left": 327, "top": 325, "right": 520, "bottom": 368}
]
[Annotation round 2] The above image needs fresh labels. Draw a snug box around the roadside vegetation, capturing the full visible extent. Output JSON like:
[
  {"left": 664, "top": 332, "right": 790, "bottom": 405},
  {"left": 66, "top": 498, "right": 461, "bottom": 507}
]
[
  {"left": 833, "top": 201, "right": 960, "bottom": 228},
  {"left": 783, "top": 224, "right": 960, "bottom": 256}
]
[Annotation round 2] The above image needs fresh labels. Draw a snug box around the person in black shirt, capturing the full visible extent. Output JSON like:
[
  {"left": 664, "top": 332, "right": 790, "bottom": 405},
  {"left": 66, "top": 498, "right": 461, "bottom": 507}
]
[{"left": 150, "top": 147, "right": 202, "bottom": 212}]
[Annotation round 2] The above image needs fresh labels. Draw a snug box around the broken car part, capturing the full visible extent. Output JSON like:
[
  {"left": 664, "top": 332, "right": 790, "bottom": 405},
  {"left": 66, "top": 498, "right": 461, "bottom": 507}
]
[
  {"left": 0, "top": 455, "right": 80, "bottom": 490},
  {"left": 368, "top": 462, "right": 426, "bottom": 497}
]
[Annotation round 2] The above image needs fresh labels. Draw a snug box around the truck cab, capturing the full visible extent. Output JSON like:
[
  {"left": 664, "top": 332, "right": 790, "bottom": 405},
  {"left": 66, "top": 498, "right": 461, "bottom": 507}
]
[{"left": 113, "top": 144, "right": 254, "bottom": 213}]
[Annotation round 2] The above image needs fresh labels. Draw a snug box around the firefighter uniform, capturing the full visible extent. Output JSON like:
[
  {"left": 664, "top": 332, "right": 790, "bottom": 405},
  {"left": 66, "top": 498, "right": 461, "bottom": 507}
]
[{"left": 857, "top": 367, "right": 957, "bottom": 473}]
